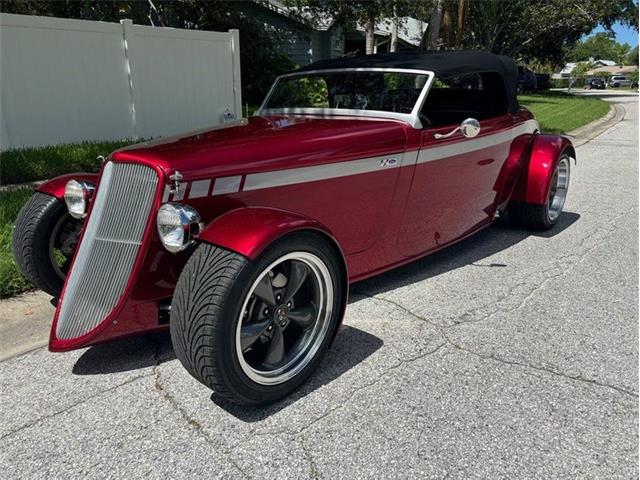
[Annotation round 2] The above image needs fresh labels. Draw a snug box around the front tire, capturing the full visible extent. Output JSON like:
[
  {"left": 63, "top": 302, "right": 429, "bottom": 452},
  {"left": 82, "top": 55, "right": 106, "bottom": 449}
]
[
  {"left": 12, "top": 192, "right": 81, "bottom": 297},
  {"left": 508, "top": 154, "right": 571, "bottom": 230},
  {"left": 170, "top": 233, "right": 345, "bottom": 405}
]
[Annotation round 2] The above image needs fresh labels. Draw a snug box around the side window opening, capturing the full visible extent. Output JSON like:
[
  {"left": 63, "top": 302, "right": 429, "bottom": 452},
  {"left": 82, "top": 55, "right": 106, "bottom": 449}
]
[{"left": 421, "top": 72, "right": 509, "bottom": 128}]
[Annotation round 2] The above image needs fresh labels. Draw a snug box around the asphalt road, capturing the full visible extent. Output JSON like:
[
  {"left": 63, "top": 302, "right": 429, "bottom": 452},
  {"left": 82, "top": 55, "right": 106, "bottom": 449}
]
[{"left": 1, "top": 92, "right": 637, "bottom": 479}]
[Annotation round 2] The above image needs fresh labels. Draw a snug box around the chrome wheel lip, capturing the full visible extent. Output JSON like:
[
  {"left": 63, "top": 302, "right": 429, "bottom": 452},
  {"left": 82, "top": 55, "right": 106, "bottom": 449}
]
[
  {"left": 547, "top": 156, "right": 570, "bottom": 222},
  {"left": 235, "top": 251, "right": 334, "bottom": 386}
]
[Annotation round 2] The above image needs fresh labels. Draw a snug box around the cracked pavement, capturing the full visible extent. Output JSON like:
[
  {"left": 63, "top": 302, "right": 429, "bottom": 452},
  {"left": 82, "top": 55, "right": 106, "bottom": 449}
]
[{"left": 1, "top": 92, "right": 637, "bottom": 479}]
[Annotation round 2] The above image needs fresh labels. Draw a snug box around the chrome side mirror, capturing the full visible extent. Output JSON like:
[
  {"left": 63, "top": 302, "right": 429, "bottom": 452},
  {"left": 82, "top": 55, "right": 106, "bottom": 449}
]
[
  {"left": 460, "top": 118, "right": 480, "bottom": 138},
  {"left": 434, "top": 118, "right": 481, "bottom": 139}
]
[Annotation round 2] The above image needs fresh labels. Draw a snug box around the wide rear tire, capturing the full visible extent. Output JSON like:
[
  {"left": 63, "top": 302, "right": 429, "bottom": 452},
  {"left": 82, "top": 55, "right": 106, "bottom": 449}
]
[
  {"left": 508, "top": 154, "right": 571, "bottom": 230},
  {"left": 170, "top": 232, "right": 344, "bottom": 405}
]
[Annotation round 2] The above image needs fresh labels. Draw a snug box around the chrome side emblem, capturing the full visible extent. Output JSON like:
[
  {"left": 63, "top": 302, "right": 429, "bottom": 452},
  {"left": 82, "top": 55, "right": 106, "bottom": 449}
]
[{"left": 379, "top": 158, "right": 398, "bottom": 167}]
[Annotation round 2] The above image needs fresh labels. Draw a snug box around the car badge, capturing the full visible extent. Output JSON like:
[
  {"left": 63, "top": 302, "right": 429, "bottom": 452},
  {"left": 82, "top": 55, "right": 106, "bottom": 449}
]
[{"left": 379, "top": 158, "right": 398, "bottom": 167}]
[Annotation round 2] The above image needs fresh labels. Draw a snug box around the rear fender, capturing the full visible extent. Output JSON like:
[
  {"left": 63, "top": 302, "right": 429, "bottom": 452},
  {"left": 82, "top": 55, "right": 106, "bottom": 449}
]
[
  {"left": 511, "top": 135, "right": 575, "bottom": 204},
  {"left": 493, "top": 133, "right": 536, "bottom": 210},
  {"left": 37, "top": 173, "right": 99, "bottom": 200}
]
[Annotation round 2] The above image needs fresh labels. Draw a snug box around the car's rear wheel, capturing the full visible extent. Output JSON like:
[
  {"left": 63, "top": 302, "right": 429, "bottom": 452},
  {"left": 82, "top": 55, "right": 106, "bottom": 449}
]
[
  {"left": 508, "top": 154, "right": 571, "bottom": 230},
  {"left": 12, "top": 192, "right": 82, "bottom": 297},
  {"left": 170, "top": 232, "right": 344, "bottom": 405}
]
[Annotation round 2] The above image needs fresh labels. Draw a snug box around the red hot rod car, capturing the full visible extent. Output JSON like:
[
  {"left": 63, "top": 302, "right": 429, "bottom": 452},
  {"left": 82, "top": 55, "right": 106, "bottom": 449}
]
[{"left": 13, "top": 51, "right": 573, "bottom": 405}]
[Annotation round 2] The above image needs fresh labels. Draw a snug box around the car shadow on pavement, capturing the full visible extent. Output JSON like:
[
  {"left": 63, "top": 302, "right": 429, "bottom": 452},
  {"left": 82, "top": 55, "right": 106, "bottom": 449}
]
[
  {"left": 72, "top": 331, "right": 175, "bottom": 375},
  {"left": 72, "top": 212, "right": 577, "bottom": 414},
  {"left": 210, "top": 324, "right": 383, "bottom": 421},
  {"left": 72, "top": 324, "right": 383, "bottom": 419},
  {"left": 352, "top": 212, "right": 580, "bottom": 297}
]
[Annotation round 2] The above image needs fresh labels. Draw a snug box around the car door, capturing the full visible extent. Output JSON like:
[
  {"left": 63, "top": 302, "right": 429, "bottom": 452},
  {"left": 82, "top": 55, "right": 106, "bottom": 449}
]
[{"left": 398, "top": 73, "right": 514, "bottom": 258}]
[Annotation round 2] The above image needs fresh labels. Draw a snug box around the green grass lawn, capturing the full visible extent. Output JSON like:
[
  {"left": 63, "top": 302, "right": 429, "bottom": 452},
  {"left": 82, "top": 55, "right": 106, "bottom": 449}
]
[
  {"left": 0, "top": 187, "right": 36, "bottom": 298},
  {"left": 0, "top": 92, "right": 612, "bottom": 298},
  {"left": 0, "top": 139, "right": 135, "bottom": 185},
  {"left": 518, "top": 91, "right": 610, "bottom": 134}
]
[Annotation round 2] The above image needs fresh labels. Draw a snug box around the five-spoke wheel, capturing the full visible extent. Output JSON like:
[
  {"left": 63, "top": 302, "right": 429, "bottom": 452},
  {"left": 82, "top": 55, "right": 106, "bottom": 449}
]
[
  {"left": 236, "top": 252, "right": 333, "bottom": 385},
  {"left": 171, "top": 233, "right": 344, "bottom": 405}
]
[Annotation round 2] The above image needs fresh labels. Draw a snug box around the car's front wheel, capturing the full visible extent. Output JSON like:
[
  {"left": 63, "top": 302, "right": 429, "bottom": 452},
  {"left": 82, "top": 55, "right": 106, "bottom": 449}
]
[
  {"left": 170, "top": 232, "right": 344, "bottom": 405},
  {"left": 508, "top": 154, "right": 571, "bottom": 230},
  {"left": 12, "top": 192, "right": 82, "bottom": 297}
]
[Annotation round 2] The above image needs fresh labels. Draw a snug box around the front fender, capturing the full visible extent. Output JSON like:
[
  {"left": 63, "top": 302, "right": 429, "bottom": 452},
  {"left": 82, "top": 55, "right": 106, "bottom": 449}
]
[
  {"left": 511, "top": 134, "right": 575, "bottom": 204},
  {"left": 197, "top": 207, "right": 341, "bottom": 261},
  {"left": 37, "top": 173, "right": 99, "bottom": 200}
]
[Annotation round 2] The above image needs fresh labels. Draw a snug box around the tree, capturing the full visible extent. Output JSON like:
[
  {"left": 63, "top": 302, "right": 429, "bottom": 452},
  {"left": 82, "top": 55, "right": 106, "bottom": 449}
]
[
  {"left": 424, "top": 0, "right": 443, "bottom": 49},
  {"left": 570, "top": 32, "right": 632, "bottom": 64},
  {"left": 390, "top": 1, "right": 399, "bottom": 53},
  {"left": 625, "top": 46, "right": 639, "bottom": 66},
  {"left": 431, "top": 0, "right": 638, "bottom": 64}
]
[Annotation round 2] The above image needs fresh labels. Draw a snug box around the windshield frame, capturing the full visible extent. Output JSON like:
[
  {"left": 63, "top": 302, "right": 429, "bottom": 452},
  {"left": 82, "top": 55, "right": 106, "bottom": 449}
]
[{"left": 256, "top": 67, "right": 435, "bottom": 129}]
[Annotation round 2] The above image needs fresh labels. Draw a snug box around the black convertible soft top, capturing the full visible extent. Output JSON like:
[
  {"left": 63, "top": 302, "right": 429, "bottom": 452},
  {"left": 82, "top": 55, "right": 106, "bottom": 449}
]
[{"left": 298, "top": 50, "right": 520, "bottom": 114}]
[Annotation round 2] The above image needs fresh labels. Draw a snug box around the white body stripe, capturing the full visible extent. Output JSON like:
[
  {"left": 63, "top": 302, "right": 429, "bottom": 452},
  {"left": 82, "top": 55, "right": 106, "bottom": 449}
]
[
  {"left": 513, "top": 119, "right": 539, "bottom": 137},
  {"left": 418, "top": 130, "right": 512, "bottom": 164},
  {"left": 243, "top": 153, "right": 403, "bottom": 192},
  {"left": 417, "top": 120, "right": 538, "bottom": 165},
  {"left": 189, "top": 179, "right": 210, "bottom": 198},
  {"left": 213, "top": 176, "right": 242, "bottom": 195},
  {"left": 178, "top": 121, "right": 540, "bottom": 198}
]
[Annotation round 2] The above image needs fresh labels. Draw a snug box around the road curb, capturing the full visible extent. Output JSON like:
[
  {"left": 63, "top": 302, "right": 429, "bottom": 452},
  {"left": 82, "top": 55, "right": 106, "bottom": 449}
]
[{"left": 562, "top": 103, "right": 625, "bottom": 148}]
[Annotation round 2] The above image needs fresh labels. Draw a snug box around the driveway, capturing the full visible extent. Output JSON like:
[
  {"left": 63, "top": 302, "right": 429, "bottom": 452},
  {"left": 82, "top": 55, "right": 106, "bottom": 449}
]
[{"left": 1, "top": 92, "right": 637, "bottom": 479}]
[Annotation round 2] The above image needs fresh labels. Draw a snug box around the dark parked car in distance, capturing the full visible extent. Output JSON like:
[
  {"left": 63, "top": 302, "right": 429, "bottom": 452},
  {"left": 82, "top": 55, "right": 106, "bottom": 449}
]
[
  {"left": 584, "top": 78, "right": 606, "bottom": 90},
  {"left": 534, "top": 73, "right": 551, "bottom": 91},
  {"left": 517, "top": 66, "right": 537, "bottom": 93}
]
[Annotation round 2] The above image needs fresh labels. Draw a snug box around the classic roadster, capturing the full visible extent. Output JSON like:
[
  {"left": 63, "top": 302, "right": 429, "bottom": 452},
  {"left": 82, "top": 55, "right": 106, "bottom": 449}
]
[{"left": 13, "top": 51, "right": 572, "bottom": 405}]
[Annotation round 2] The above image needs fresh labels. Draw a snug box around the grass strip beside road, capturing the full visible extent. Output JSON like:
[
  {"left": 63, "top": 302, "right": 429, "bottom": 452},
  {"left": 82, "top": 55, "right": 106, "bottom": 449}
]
[
  {"left": 0, "top": 187, "right": 35, "bottom": 298},
  {"left": 518, "top": 91, "right": 610, "bottom": 134}
]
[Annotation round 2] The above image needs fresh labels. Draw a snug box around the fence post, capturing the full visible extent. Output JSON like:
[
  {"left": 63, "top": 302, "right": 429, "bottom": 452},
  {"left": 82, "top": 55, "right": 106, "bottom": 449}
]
[
  {"left": 120, "top": 19, "right": 138, "bottom": 139},
  {"left": 229, "top": 29, "right": 242, "bottom": 119}
]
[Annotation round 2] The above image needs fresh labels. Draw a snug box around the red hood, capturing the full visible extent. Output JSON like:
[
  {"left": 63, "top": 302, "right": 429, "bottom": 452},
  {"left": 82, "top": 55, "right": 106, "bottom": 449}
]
[{"left": 111, "top": 115, "right": 410, "bottom": 181}]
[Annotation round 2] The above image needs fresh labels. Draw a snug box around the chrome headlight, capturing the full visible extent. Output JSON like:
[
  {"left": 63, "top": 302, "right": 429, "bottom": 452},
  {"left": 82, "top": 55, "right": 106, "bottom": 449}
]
[
  {"left": 64, "top": 180, "right": 95, "bottom": 219},
  {"left": 156, "top": 203, "right": 202, "bottom": 253}
]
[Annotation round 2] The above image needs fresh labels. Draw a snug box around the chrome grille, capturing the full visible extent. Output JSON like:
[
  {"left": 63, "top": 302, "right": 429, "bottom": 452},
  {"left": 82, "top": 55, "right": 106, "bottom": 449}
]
[{"left": 56, "top": 162, "right": 158, "bottom": 340}]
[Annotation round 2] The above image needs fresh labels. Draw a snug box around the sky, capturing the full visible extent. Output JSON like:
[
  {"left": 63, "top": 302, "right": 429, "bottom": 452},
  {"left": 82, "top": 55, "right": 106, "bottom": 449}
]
[{"left": 587, "top": 23, "right": 639, "bottom": 48}]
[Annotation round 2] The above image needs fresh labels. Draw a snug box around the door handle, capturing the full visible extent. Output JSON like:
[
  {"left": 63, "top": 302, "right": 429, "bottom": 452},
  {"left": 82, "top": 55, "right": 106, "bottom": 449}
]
[
  {"left": 434, "top": 126, "right": 460, "bottom": 139},
  {"left": 435, "top": 118, "right": 481, "bottom": 140}
]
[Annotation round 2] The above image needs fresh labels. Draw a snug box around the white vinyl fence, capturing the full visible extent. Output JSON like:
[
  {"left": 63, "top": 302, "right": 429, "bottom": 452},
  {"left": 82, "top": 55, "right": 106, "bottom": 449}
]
[{"left": 0, "top": 14, "right": 241, "bottom": 150}]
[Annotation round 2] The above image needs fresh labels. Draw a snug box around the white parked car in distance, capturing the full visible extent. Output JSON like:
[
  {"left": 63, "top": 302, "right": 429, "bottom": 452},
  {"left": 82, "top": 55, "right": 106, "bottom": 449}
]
[{"left": 608, "top": 75, "right": 632, "bottom": 88}]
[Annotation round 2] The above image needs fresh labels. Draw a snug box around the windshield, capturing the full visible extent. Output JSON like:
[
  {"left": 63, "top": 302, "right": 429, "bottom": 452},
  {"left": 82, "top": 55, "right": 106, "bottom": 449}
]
[{"left": 262, "top": 71, "right": 430, "bottom": 114}]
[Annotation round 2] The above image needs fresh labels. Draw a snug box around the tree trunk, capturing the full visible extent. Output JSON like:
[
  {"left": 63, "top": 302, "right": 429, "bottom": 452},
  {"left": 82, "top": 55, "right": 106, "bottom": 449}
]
[
  {"left": 455, "top": 0, "right": 468, "bottom": 47},
  {"left": 365, "top": 19, "right": 375, "bottom": 55},
  {"left": 427, "top": 0, "right": 443, "bottom": 50},
  {"left": 441, "top": 5, "right": 452, "bottom": 49},
  {"left": 390, "top": 3, "right": 399, "bottom": 53}
]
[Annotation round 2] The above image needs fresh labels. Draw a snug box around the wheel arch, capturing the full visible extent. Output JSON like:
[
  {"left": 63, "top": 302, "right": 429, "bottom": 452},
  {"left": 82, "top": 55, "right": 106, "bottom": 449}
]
[
  {"left": 197, "top": 207, "right": 349, "bottom": 337},
  {"left": 37, "top": 172, "right": 99, "bottom": 200},
  {"left": 511, "top": 134, "right": 575, "bottom": 205}
]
